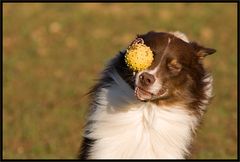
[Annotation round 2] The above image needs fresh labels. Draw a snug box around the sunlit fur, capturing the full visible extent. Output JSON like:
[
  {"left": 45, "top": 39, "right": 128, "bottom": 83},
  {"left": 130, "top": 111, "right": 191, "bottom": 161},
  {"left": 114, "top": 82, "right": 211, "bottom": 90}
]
[{"left": 170, "top": 31, "right": 189, "bottom": 43}]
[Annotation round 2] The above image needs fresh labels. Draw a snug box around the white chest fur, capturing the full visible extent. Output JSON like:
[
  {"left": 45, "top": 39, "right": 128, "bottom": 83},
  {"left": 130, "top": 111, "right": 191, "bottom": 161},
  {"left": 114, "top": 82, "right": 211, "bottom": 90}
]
[{"left": 84, "top": 81, "right": 198, "bottom": 159}]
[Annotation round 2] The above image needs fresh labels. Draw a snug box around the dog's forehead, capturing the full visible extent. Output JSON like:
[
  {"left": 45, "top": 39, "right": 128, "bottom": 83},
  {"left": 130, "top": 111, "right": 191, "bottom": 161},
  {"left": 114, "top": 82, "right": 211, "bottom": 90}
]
[
  {"left": 141, "top": 32, "right": 191, "bottom": 52},
  {"left": 167, "top": 36, "right": 192, "bottom": 54},
  {"left": 139, "top": 32, "right": 194, "bottom": 71},
  {"left": 146, "top": 33, "right": 192, "bottom": 57}
]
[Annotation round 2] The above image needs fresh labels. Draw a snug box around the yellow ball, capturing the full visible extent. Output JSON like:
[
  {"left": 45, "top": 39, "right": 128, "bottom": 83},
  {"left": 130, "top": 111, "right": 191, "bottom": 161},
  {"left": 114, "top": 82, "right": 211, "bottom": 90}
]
[{"left": 125, "top": 43, "right": 154, "bottom": 71}]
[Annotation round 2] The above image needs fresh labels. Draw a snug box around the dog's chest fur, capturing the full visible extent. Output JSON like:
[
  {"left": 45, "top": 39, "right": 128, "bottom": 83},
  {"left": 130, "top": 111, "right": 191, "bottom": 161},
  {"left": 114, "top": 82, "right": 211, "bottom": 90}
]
[{"left": 84, "top": 70, "right": 199, "bottom": 159}]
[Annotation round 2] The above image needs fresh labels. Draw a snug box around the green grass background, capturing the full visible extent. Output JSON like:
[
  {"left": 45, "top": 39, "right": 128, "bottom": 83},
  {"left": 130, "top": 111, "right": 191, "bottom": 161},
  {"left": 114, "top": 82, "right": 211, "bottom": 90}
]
[{"left": 3, "top": 3, "right": 237, "bottom": 159}]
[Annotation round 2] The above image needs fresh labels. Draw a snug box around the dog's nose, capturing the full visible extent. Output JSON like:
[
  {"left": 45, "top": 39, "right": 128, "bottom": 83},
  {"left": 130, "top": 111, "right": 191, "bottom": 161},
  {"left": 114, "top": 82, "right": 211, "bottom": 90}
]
[{"left": 139, "top": 72, "right": 155, "bottom": 86}]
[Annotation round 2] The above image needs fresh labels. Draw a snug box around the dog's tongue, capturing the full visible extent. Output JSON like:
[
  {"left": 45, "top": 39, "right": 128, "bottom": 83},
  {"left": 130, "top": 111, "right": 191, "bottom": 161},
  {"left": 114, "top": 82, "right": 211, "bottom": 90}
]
[
  {"left": 135, "top": 87, "right": 152, "bottom": 101},
  {"left": 135, "top": 87, "right": 167, "bottom": 101}
]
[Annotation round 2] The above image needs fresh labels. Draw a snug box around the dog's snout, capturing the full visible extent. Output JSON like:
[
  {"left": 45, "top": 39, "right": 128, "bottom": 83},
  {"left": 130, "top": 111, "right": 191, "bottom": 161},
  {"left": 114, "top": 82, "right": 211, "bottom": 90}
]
[{"left": 139, "top": 72, "right": 155, "bottom": 86}]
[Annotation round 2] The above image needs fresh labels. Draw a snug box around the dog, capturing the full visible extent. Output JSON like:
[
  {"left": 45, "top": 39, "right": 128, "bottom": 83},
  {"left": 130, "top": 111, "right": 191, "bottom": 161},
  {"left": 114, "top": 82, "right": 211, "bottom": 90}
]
[{"left": 78, "top": 31, "right": 216, "bottom": 159}]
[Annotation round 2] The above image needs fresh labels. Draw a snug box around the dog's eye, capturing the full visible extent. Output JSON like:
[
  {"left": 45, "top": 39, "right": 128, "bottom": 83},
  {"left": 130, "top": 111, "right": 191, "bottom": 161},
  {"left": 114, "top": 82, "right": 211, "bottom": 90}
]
[{"left": 167, "top": 59, "right": 182, "bottom": 75}]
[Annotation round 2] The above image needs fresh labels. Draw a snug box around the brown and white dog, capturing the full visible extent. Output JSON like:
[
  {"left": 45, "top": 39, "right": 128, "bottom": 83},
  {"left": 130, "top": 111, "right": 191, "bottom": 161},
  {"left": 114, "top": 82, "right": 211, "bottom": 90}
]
[{"left": 79, "top": 31, "right": 216, "bottom": 159}]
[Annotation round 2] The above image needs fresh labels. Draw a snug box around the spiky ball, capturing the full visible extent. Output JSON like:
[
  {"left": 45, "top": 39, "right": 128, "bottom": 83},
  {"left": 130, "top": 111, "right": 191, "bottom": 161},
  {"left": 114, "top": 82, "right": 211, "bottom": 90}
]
[{"left": 125, "top": 41, "right": 154, "bottom": 71}]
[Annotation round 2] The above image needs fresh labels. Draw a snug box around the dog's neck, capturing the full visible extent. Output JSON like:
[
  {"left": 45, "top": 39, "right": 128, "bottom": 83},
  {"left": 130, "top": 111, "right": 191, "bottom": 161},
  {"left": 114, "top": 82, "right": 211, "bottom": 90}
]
[{"left": 84, "top": 69, "right": 198, "bottom": 159}]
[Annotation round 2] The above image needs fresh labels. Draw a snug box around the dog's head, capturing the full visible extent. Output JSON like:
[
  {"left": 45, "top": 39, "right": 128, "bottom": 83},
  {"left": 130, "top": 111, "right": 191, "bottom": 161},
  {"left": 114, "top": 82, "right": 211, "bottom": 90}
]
[{"left": 117, "top": 31, "right": 216, "bottom": 105}]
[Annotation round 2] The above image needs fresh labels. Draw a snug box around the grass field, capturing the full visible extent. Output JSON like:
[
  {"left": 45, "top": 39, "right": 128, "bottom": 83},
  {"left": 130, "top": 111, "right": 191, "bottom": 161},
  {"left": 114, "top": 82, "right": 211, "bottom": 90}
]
[{"left": 3, "top": 3, "right": 237, "bottom": 159}]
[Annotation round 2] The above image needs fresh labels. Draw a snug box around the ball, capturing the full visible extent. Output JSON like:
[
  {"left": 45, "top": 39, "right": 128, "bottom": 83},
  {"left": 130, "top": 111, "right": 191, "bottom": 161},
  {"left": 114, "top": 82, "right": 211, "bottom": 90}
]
[{"left": 125, "top": 42, "right": 154, "bottom": 71}]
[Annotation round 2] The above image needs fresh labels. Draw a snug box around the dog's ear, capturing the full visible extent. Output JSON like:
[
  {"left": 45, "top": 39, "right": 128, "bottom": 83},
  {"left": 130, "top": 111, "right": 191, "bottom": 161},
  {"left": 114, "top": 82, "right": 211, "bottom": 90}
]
[
  {"left": 130, "top": 37, "right": 144, "bottom": 46},
  {"left": 190, "top": 42, "right": 216, "bottom": 60}
]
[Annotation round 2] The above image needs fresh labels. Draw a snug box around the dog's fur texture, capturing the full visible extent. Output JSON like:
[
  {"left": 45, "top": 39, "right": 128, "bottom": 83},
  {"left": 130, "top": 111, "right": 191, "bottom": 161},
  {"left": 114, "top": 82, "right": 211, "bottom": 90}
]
[{"left": 78, "top": 31, "right": 216, "bottom": 159}]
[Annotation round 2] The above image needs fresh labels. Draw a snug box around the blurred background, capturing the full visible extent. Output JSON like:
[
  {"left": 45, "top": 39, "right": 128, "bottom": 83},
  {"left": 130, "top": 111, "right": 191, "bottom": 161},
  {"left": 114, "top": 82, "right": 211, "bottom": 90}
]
[{"left": 3, "top": 3, "right": 237, "bottom": 159}]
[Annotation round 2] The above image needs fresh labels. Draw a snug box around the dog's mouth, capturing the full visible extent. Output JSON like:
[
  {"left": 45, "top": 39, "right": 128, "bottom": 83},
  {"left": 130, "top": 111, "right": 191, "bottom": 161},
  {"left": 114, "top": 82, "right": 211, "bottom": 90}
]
[{"left": 134, "top": 86, "right": 168, "bottom": 101}]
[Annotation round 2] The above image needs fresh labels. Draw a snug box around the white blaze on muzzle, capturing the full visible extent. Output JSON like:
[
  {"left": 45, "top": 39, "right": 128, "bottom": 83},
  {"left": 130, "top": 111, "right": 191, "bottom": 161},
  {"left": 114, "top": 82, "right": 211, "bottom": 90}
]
[{"left": 135, "top": 38, "right": 172, "bottom": 95}]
